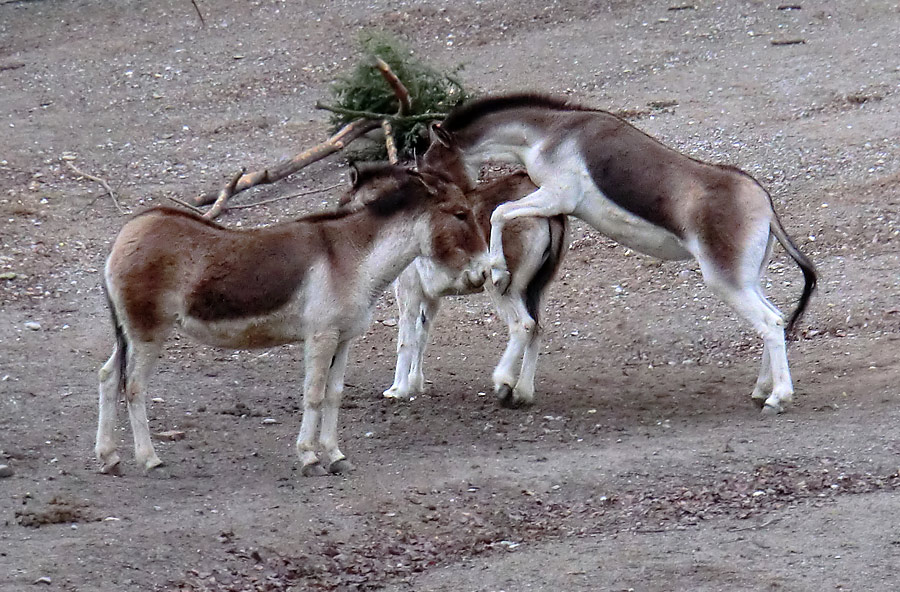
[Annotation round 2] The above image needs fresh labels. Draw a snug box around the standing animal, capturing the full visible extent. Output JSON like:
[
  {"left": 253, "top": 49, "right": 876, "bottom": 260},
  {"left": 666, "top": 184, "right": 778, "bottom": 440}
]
[
  {"left": 95, "top": 163, "right": 487, "bottom": 477},
  {"left": 424, "top": 93, "right": 817, "bottom": 414},
  {"left": 346, "top": 170, "right": 567, "bottom": 408}
]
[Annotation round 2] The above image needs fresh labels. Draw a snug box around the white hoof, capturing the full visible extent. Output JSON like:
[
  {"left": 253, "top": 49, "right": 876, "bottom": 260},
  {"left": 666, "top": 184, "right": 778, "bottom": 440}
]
[{"left": 383, "top": 387, "right": 412, "bottom": 400}]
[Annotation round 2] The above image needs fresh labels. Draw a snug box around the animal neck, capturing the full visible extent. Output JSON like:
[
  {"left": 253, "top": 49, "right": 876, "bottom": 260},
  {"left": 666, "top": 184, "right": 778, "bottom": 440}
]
[
  {"left": 353, "top": 213, "right": 429, "bottom": 305},
  {"left": 459, "top": 118, "right": 540, "bottom": 170}
]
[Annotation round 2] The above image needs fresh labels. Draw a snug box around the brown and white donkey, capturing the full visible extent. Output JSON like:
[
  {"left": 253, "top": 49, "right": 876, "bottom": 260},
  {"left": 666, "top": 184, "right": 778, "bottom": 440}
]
[
  {"left": 424, "top": 93, "right": 817, "bottom": 414},
  {"left": 95, "top": 163, "right": 487, "bottom": 476}
]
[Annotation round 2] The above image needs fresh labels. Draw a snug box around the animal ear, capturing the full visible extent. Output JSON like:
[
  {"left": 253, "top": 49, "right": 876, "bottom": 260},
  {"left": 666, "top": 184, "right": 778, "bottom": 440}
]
[
  {"left": 430, "top": 122, "right": 454, "bottom": 148},
  {"left": 348, "top": 162, "right": 360, "bottom": 187},
  {"left": 408, "top": 168, "right": 440, "bottom": 195}
]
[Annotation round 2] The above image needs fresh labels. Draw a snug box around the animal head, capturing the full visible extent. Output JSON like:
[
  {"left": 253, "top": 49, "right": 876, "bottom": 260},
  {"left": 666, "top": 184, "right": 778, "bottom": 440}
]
[
  {"left": 419, "top": 123, "right": 479, "bottom": 191},
  {"left": 339, "top": 162, "right": 487, "bottom": 283}
]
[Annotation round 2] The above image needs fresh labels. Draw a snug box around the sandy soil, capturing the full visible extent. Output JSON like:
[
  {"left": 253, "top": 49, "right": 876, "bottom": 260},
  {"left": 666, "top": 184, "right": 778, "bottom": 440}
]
[{"left": 1, "top": 0, "right": 899, "bottom": 590}]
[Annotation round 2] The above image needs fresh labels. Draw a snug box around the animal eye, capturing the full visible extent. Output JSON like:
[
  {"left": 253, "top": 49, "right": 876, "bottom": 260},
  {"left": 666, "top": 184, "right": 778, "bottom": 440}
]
[{"left": 454, "top": 211, "right": 469, "bottom": 220}]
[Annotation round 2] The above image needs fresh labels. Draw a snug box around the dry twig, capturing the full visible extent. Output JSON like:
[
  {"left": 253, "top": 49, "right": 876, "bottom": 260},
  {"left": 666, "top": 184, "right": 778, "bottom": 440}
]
[
  {"left": 63, "top": 159, "right": 124, "bottom": 214},
  {"left": 203, "top": 169, "right": 245, "bottom": 219},
  {"left": 227, "top": 182, "right": 344, "bottom": 211},
  {"left": 193, "top": 118, "right": 381, "bottom": 212},
  {"left": 165, "top": 195, "right": 206, "bottom": 215}
]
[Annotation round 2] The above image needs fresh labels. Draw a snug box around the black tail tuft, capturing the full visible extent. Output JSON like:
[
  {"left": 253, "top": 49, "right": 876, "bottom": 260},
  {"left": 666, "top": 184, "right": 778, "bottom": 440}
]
[{"left": 785, "top": 256, "right": 818, "bottom": 337}]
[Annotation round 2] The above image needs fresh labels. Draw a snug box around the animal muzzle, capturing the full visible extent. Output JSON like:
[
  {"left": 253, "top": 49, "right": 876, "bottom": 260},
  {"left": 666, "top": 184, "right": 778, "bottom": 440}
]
[{"left": 457, "top": 251, "right": 491, "bottom": 290}]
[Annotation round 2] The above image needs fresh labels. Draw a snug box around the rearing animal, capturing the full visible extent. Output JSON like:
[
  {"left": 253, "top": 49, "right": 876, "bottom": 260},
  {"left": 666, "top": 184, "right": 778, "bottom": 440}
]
[
  {"left": 95, "top": 163, "right": 487, "bottom": 477},
  {"left": 424, "top": 93, "right": 817, "bottom": 414}
]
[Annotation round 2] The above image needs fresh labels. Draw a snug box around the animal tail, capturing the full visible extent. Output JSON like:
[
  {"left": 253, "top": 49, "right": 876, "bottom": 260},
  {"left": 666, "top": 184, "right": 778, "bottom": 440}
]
[
  {"left": 769, "top": 210, "right": 818, "bottom": 336},
  {"left": 102, "top": 277, "right": 129, "bottom": 396},
  {"left": 524, "top": 215, "right": 568, "bottom": 336}
]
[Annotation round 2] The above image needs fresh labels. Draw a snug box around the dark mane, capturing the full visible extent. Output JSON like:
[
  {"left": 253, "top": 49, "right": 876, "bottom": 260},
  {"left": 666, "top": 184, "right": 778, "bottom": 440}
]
[
  {"left": 327, "top": 163, "right": 429, "bottom": 220},
  {"left": 441, "top": 93, "right": 598, "bottom": 132}
]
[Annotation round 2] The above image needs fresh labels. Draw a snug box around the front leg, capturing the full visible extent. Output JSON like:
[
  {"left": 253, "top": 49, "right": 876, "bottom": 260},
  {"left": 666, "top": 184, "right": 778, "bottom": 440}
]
[
  {"left": 489, "top": 186, "right": 575, "bottom": 293},
  {"left": 385, "top": 268, "right": 439, "bottom": 400},
  {"left": 318, "top": 338, "right": 353, "bottom": 474},
  {"left": 296, "top": 331, "right": 340, "bottom": 476}
]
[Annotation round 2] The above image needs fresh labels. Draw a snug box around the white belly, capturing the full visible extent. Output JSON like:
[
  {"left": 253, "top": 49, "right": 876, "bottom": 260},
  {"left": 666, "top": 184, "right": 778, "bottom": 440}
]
[{"left": 574, "top": 186, "right": 691, "bottom": 261}]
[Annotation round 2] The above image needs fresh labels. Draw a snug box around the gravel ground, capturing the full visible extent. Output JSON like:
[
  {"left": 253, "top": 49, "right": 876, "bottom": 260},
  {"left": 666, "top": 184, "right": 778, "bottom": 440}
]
[{"left": 1, "top": 1, "right": 899, "bottom": 590}]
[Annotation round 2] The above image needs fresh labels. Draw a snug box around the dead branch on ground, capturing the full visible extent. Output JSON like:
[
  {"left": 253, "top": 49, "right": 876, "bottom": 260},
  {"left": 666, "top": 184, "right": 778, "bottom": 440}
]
[{"left": 63, "top": 158, "right": 124, "bottom": 214}]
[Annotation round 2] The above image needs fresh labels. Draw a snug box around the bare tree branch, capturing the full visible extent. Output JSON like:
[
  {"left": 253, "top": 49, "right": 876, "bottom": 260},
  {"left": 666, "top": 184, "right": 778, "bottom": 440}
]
[
  {"left": 165, "top": 195, "right": 206, "bottom": 215},
  {"left": 382, "top": 120, "right": 399, "bottom": 164},
  {"left": 314, "top": 102, "right": 444, "bottom": 123},
  {"left": 227, "top": 182, "right": 344, "bottom": 210},
  {"left": 203, "top": 169, "right": 245, "bottom": 219},
  {"left": 193, "top": 118, "right": 381, "bottom": 208},
  {"left": 190, "top": 0, "right": 206, "bottom": 27},
  {"left": 374, "top": 56, "right": 410, "bottom": 116},
  {"left": 195, "top": 59, "right": 416, "bottom": 217},
  {"left": 63, "top": 159, "right": 124, "bottom": 214}
]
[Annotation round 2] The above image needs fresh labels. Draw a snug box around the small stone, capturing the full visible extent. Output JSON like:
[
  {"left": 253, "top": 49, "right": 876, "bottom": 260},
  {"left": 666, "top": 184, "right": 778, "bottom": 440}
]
[
  {"left": 24, "top": 321, "right": 41, "bottom": 331},
  {"left": 0, "top": 464, "right": 13, "bottom": 478},
  {"left": 154, "top": 430, "right": 185, "bottom": 442},
  {"left": 261, "top": 418, "right": 279, "bottom": 425},
  {"left": 0, "top": 272, "right": 17, "bottom": 280},
  {"left": 34, "top": 576, "right": 52, "bottom": 585}
]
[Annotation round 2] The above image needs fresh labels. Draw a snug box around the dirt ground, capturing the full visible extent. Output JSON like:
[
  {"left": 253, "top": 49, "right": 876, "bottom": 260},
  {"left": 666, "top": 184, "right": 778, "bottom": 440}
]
[{"left": 2, "top": 0, "right": 899, "bottom": 590}]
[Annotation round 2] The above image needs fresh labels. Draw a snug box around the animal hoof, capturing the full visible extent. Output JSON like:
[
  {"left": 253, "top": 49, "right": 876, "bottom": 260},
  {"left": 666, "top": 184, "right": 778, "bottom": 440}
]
[
  {"left": 301, "top": 462, "right": 329, "bottom": 477},
  {"left": 99, "top": 459, "right": 121, "bottom": 476},
  {"left": 496, "top": 384, "right": 515, "bottom": 408},
  {"left": 383, "top": 388, "right": 411, "bottom": 400},
  {"left": 750, "top": 395, "right": 768, "bottom": 409},
  {"left": 761, "top": 403, "right": 783, "bottom": 416},
  {"left": 98, "top": 452, "right": 122, "bottom": 475},
  {"left": 328, "top": 459, "right": 354, "bottom": 474},
  {"left": 144, "top": 457, "right": 166, "bottom": 477}
]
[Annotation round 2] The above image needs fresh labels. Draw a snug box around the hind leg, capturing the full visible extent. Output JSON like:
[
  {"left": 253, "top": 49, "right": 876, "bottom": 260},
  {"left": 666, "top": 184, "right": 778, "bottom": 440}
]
[
  {"left": 491, "top": 293, "right": 537, "bottom": 408},
  {"left": 124, "top": 341, "right": 165, "bottom": 471},
  {"left": 750, "top": 344, "right": 774, "bottom": 406},
  {"left": 701, "top": 265, "right": 793, "bottom": 414},
  {"left": 513, "top": 328, "right": 542, "bottom": 406},
  {"left": 96, "top": 345, "right": 123, "bottom": 474}
]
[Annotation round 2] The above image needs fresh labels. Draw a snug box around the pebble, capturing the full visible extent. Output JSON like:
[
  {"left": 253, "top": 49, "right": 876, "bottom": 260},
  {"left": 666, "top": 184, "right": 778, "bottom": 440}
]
[
  {"left": 0, "top": 464, "right": 13, "bottom": 478},
  {"left": 24, "top": 321, "right": 41, "bottom": 331}
]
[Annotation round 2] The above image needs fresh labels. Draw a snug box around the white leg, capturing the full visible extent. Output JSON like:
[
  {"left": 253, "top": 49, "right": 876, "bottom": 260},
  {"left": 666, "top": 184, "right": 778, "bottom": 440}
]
[
  {"left": 124, "top": 341, "right": 164, "bottom": 472},
  {"left": 750, "top": 344, "right": 774, "bottom": 404},
  {"left": 491, "top": 293, "right": 537, "bottom": 408},
  {"left": 408, "top": 297, "right": 439, "bottom": 396},
  {"left": 700, "top": 262, "right": 793, "bottom": 414},
  {"left": 296, "top": 331, "right": 339, "bottom": 476},
  {"left": 514, "top": 327, "right": 542, "bottom": 406},
  {"left": 96, "top": 345, "right": 122, "bottom": 474},
  {"left": 318, "top": 339, "right": 352, "bottom": 473},
  {"left": 385, "top": 271, "right": 440, "bottom": 400},
  {"left": 489, "top": 186, "right": 575, "bottom": 292}
]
